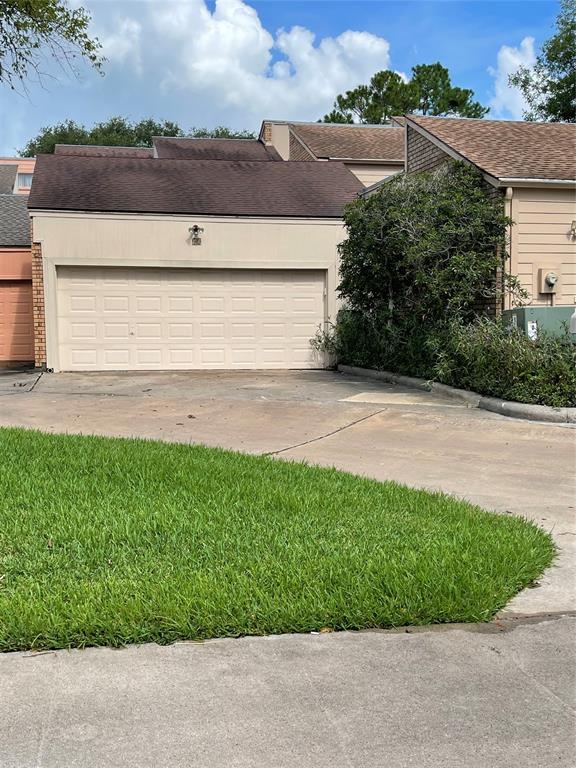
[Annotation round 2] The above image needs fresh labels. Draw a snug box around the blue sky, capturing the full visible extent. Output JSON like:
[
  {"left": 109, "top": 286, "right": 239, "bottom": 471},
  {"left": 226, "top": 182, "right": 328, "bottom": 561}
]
[{"left": 0, "top": 0, "right": 559, "bottom": 155}]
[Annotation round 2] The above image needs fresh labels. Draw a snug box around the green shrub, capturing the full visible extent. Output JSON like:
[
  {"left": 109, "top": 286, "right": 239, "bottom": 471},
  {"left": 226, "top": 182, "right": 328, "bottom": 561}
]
[
  {"left": 429, "top": 319, "right": 576, "bottom": 407},
  {"left": 337, "top": 312, "right": 576, "bottom": 408},
  {"left": 335, "top": 160, "right": 574, "bottom": 407}
]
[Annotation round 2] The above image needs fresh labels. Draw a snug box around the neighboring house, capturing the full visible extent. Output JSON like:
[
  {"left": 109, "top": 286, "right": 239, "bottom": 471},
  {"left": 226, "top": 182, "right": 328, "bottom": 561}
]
[
  {"left": 397, "top": 116, "right": 576, "bottom": 309},
  {"left": 0, "top": 162, "right": 34, "bottom": 365},
  {"left": 0, "top": 157, "right": 35, "bottom": 194},
  {"left": 28, "top": 138, "right": 362, "bottom": 372},
  {"left": 260, "top": 121, "right": 405, "bottom": 187}
]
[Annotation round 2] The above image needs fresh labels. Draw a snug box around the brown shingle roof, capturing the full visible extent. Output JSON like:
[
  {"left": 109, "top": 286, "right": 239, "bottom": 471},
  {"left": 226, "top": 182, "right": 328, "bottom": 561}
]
[
  {"left": 408, "top": 115, "right": 576, "bottom": 181},
  {"left": 289, "top": 123, "right": 405, "bottom": 161},
  {"left": 54, "top": 144, "right": 153, "bottom": 158},
  {"left": 153, "top": 137, "right": 281, "bottom": 161},
  {"left": 28, "top": 155, "right": 363, "bottom": 218}
]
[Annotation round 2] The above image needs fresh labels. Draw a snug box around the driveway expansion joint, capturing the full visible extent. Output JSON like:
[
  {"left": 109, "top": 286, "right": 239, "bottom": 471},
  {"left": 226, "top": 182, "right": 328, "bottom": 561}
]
[{"left": 264, "top": 407, "right": 387, "bottom": 456}]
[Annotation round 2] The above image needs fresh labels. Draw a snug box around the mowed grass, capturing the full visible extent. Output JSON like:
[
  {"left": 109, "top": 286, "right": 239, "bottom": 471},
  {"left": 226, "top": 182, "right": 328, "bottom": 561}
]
[{"left": 0, "top": 427, "right": 554, "bottom": 651}]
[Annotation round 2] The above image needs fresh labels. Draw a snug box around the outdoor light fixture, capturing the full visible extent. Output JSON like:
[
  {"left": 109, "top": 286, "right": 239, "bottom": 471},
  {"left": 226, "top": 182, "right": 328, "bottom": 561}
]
[
  {"left": 570, "top": 220, "right": 576, "bottom": 239},
  {"left": 188, "top": 224, "right": 204, "bottom": 245}
]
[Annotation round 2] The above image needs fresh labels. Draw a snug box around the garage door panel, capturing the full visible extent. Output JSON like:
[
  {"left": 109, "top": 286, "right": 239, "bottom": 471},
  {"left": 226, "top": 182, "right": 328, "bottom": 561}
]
[
  {"left": 0, "top": 280, "right": 34, "bottom": 362},
  {"left": 56, "top": 267, "right": 325, "bottom": 371}
]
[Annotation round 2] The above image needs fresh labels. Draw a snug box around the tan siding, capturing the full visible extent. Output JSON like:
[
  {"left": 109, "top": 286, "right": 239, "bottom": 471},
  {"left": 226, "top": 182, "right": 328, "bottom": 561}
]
[
  {"left": 345, "top": 163, "right": 403, "bottom": 187},
  {"left": 509, "top": 187, "right": 576, "bottom": 307}
]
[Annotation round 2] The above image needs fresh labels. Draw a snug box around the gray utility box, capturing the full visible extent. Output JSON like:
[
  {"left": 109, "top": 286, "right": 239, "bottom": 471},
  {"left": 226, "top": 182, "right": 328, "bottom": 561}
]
[{"left": 502, "top": 306, "right": 576, "bottom": 340}]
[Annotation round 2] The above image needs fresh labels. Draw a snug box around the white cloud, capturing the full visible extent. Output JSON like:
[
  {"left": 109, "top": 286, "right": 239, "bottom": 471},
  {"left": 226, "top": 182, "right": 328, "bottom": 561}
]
[
  {"left": 146, "top": 0, "right": 390, "bottom": 121},
  {"left": 488, "top": 36, "right": 536, "bottom": 120},
  {"left": 97, "top": 17, "right": 143, "bottom": 74}
]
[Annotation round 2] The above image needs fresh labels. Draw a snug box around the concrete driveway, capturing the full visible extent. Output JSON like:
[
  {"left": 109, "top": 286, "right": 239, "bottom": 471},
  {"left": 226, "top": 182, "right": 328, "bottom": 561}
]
[{"left": 0, "top": 369, "right": 574, "bottom": 767}]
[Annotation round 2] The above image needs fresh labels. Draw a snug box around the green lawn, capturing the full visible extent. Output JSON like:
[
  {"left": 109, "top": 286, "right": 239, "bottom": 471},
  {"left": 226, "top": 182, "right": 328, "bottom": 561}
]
[{"left": 0, "top": 427, "right": 554, "bottom": 651}]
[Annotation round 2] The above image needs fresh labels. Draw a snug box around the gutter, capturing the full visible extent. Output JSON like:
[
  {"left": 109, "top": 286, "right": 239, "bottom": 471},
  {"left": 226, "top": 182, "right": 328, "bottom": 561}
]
[{"left": 496, "top": 177, "right": 576, "bottom": 187}]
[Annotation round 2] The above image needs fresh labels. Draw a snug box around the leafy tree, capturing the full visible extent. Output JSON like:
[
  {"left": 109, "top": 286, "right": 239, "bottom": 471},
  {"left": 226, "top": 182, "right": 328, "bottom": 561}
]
[
  {"left": 0, "top": 0, "right": 102, "bottom": 88},
  {"left": 20, "top": 118, "right": 256, "bottom": 155},
  {"left": 189, "top": 126, "right": 256, "bottom": 139},
  {"left": 410, "top": 63, "right": 487, "bottom": 118},
  {"left": 322, "top": 63, "right": 488, "bottom": 123},
  {"left": 509, "top": 0, "right": 576, "bottom": 122}
]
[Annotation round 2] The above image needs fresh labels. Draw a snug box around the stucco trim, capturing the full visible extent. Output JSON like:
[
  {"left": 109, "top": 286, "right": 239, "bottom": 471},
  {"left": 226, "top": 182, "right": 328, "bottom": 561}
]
[{"left": 29, "top": 211, "right": 344, "bottom": 226}]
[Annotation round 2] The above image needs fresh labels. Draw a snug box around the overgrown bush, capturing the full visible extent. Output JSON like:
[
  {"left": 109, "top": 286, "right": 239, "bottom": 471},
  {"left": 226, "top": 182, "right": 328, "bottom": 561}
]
[
  {"left": 339, "top": 161, "right": 523, "bottom": 326},
  {"left": 429, "top": 319, "right": 576, "bottom": 407},
  {"left": 335, "top": 161, "right": 575, "bottom": 407},
  {"left": 337, "top": 313, "right": 576, "bottom": 407}
]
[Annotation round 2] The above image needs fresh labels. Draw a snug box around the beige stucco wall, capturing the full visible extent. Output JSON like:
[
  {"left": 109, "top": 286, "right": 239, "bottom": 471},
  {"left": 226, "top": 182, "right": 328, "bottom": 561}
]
[
  {"left": 31, "top": 211, "right": 346, "bottom": 371},
  {"left": 507, "top": 186, "right": 576, "bottom": 307},
  {"left": 346, "top": 163, "right": 404, "bottom": 187}
]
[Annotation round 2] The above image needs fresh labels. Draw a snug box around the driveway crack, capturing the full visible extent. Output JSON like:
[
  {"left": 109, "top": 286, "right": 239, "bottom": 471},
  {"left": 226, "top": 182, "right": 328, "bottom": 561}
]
[{"left": 265, "top": 407, "right": 387, "bottom": 456}]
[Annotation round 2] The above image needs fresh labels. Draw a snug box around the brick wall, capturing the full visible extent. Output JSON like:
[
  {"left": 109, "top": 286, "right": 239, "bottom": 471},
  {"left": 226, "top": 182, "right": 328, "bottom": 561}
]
[
  {"left": 406, "top": 126, "right": 451, "bottom": 174},
  {"left": 261, "top": 121, "right": 272, "bottom": 144},
  {"left": 289, "top": 132, "right": 315, "bottom": 161},
  {"left": 30, "top": 229, "right": 46, "bottom": 368}
]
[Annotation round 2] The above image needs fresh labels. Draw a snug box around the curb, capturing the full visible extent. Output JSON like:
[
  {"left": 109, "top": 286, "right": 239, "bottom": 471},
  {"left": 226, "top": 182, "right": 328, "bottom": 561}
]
[{"left": 338, "top": 364, "right": 576, "bottom": 424}]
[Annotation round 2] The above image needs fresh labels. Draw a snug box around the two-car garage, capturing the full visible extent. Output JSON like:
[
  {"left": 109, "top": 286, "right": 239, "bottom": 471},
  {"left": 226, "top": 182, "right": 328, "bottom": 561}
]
[
  {"left": 27, "top": 147, "right": 362, "bottom": 372},
  {"left": 56, "top": 266, "right": 326, "bottom": 370}
]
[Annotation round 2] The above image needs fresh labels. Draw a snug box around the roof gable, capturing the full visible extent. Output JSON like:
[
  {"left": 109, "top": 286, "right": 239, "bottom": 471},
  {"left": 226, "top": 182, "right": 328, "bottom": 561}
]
[{"left": 407, "top": 115, "right": 576, "bottom": 182}]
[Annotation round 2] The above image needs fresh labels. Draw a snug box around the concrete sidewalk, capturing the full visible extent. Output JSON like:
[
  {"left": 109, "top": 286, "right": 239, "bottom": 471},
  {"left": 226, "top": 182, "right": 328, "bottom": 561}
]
[{"left": 1, "top": 616, "right": 574, "bottom": 768}]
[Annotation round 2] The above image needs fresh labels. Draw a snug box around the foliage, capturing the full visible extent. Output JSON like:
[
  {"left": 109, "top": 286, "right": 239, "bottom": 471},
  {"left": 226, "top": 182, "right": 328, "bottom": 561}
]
[
  {"left": 509, "top": 0, "right": 576, "bottom": 122},
  {"left": 0, "top": 428, "right": 554, "bottom": 650},
  {"left": 310, "top": 321, "right": 338, "bottom": 357},
  {"left": 322, "top": 63, "right": 488, "bottom": 123},
  {"left": 338, "top": 162, "right": 519, "bottom": 326},
  {"left": 0, "top": 0, "right": 102, "bottom": 88},
  {"left": 189, "top": 125, "right": 256, "bottom": 139},
  {"left": 337, "top": 313, "right": 576, "bottom": 408},
  {"left": 20, "top": 118, "right": 256, "bottom": 155},
  {"left": 429, "top": 319, "right": 576, "bottom": 407},
  {"left": 335, "top": 160, "right": 575, "bottom": 407}
]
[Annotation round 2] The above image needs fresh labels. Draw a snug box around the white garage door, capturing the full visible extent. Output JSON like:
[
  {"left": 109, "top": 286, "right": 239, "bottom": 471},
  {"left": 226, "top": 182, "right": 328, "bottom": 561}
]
[{"left": 56, "top": 267, "right": 326, "bottom": 371}]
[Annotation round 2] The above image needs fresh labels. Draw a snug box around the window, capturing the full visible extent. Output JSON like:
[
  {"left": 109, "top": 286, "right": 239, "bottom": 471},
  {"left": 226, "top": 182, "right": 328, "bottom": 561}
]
[{"left": 17, "top": 173, "right": 33, "bottom": 189}]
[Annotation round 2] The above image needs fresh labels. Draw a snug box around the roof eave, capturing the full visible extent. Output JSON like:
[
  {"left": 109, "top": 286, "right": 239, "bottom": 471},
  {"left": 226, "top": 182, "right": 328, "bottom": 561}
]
[
  {"left": 496, "top": 177, "right": 576, "bottom": 188},
  {"left": 327, "top": 156, "right": 404, "bottom": 164}
]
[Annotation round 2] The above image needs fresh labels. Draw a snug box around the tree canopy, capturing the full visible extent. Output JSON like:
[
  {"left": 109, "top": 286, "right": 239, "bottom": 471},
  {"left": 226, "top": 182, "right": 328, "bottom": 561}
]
[
  {"left": 509, "top": 0, "right": 576, "bottom": 122},
  {"left": 20, "top": 118, "right": 257, "bottom": 156},
  {"left": 0, "top": 0, "right": 102, "bottom": 89},
  {"left": 321, "top": 63, "right": 488, "bottom": 124}
]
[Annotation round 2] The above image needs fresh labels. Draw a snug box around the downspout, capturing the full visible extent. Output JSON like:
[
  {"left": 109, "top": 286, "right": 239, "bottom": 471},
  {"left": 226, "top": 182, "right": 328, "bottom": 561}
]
[{"left": 504, "top": 187, "right": 514, "bottom": 312}]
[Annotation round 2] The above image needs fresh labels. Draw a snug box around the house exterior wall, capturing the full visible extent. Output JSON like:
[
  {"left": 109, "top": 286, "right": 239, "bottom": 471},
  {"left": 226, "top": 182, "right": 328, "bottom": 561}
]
[
  {"left": 346, "top": 163, "right": 404, "bottom": 187},
  {"left": 508, "top": 186, "right": 576, "bottom": 308},
  {"left": 0, "top": 157, "right": 35, "bottom": 194},
  {"left": 405, "top": 126, "right": 451, "bottom": 174},
  {"left": 30, "top": 211, "right": 346, "bottom": 371},
  {"left": 267, "top": 123, "right": 290, "bottom": 159}
]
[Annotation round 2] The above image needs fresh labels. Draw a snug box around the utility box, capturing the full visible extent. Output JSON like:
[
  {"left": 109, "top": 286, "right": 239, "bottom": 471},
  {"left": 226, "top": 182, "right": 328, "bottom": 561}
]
[{"left": 503, "top": 306, "right": 576, "bottom": 340}]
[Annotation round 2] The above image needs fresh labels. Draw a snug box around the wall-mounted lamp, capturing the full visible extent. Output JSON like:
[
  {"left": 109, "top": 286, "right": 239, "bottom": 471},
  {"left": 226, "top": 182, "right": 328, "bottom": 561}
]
[
  {"left": 570, "top": 220, "right": 576, "bottom": 240},
  {"left": 188, "top": 224, "right": 204, "bottom": 245}
]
